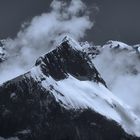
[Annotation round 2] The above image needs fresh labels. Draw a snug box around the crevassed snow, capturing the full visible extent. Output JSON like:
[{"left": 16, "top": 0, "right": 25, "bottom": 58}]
[{"left": 31, "top": 66, "right": 140, "bottom": 137}]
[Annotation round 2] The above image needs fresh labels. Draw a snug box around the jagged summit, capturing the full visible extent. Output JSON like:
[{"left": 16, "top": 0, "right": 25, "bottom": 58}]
[
  {"left": 34, "top": 36, "right": 105, "bottom": 85},
  {"left": 61, "top": 36, "right": 82, "bottom": 50}
]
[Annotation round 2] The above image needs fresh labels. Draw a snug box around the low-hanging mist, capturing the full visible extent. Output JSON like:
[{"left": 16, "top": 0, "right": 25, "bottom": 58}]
[{"left": 93, "top": 46, "right": 140, "bottom": 116}]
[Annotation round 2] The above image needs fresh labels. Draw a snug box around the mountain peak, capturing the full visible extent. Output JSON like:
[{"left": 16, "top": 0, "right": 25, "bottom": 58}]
[
  {"left": 35, "top": 37, "right": 106, "bottom": 85},
  {"left": 103, "top": 40, "right": 133, "bottom": 50},
  {"left": 61, "top": 36, "right": 82, "bottom": 50}
]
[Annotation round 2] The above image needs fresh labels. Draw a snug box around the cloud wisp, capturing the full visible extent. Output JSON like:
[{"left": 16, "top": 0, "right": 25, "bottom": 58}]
[{"left": 0, "top": 0, "right": 93, "bottom": 84}]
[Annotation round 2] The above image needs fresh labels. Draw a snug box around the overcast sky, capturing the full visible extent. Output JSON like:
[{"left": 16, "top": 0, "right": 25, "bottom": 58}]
[{"left": 0, "top": 0, "right": 140, "bottom": 45}]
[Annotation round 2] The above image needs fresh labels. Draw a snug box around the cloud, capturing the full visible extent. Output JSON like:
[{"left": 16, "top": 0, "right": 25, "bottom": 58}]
[
  {"left": 93, "top": 46, "right": 140, "bottom": 117},
  {"left": 0, "top": 0, "right": 94, "bottom": 84}
]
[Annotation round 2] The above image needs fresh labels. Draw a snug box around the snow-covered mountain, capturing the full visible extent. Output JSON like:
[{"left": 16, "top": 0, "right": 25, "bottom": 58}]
[
  {"left": 0, "top": 37, "right": 140, "bottom": 140},
  {"left": 102, "top": 40, "right": 133, "bottom": 50},
  {"left": 88, "top": 40, "right": 140, "bottom": 81},
  {"left": 84, "top": 40, "right": 140, "bottom": 62}
]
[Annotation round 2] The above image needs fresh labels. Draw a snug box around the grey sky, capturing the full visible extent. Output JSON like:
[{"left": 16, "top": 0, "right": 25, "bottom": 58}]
[{"left": 0, "top": 0, "right": 140, "bottom": 45}]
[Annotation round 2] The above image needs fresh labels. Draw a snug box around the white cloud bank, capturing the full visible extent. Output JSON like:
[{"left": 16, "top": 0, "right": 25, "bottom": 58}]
[
  {"left": 0, "top": 0, "right": 93, "bottom": 84},
  {"left": 93, "top": 47, "right": 140, "bottom": 117}
]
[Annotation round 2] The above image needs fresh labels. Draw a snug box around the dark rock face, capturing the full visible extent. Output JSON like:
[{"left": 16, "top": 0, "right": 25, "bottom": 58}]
[
  {"left": 0, "top": 77, "right": 139, "bottom": 140},
  {"left": 0, "top": 39, "right": 139, "bottom": 140},
  {"left": 35, "top": 40, "right": 106, "bottom": 85}
]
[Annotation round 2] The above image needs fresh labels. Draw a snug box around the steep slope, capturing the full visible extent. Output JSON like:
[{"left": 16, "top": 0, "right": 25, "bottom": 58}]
[{"left": 0, "top": 37, "right": 140, "bottom": 140}]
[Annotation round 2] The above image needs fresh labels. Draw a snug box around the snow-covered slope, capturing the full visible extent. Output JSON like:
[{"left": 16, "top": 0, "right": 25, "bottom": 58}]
[
  {"left": 0, "top": 37, "right": 140, "bottom": 140},
  {"left": 31, "top": 65, "right": 140, "bottom": 135},
  {"left": 103, "top": 40, "right": 133, "bottom": 50},
  {"left": 31, "top": 37, "right": 140, "bottom": 137}
]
